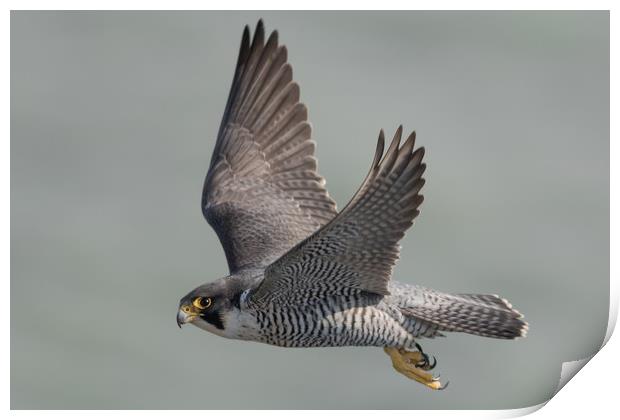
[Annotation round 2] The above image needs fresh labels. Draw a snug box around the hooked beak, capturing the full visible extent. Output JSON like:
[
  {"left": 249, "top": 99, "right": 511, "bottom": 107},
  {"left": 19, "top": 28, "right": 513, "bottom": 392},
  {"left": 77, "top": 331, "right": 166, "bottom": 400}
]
[{"left": 177, "top": 308, "right": 197, "bottom": 328}]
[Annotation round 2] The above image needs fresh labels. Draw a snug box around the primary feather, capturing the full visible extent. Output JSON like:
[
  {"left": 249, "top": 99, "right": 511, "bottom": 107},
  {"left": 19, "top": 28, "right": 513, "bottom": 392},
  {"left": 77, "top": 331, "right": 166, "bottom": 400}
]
[{"left": 202, "top": 20, "right": 337, "bottom": 273}]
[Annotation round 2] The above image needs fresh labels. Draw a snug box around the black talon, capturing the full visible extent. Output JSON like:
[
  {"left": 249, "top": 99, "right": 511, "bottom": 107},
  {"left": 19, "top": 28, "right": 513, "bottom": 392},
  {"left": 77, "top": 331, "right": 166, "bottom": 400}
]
[
  {"left": 438, "top": 381, "right": 450, "bottom": 391},
  {"left": 413, "top": 342, "right": 436, "bottom": 370},
  {"left": 428, "top": 356, "right": 437, "bottom": 370},
  {"left": 415, "top": 343, "right": 432, "bottom": 365}
]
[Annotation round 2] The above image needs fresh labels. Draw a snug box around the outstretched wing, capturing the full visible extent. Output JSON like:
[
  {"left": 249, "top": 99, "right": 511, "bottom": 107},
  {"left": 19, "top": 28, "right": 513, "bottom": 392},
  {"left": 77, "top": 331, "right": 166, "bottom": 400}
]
[
  {"left": 202, "top": 21, "right": 337, "bottom": 273},
  {"left": 250, "top": 127, "right": 426, "bottom": 306}
]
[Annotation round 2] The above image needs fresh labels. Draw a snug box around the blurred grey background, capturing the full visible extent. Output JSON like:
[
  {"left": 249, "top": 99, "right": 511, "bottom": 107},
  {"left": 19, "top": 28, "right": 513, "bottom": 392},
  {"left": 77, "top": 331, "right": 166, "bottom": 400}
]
[{"left": 11, "top": 11, "right": 609, "bottom": 409}]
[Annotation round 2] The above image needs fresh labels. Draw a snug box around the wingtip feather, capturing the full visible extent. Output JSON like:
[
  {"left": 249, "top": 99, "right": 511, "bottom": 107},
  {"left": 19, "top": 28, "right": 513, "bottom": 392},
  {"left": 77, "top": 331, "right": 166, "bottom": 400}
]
[
  {"left": 252, "top": 19, "right": 265, "bottom": 50},
  {"left": 372, "top": 130, "right": 386, "bottom": 169}
]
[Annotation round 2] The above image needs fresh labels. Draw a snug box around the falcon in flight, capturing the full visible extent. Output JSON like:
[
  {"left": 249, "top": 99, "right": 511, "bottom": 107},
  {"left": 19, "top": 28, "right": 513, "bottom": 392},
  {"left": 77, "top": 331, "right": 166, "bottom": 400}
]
[{"left": 177, "top": 20, "right": 527, "bottom": 390}]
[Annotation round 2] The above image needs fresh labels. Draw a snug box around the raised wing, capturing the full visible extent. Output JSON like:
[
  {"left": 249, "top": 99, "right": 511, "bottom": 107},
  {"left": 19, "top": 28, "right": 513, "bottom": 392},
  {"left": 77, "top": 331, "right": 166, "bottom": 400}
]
[
  {"left": 202, "top": 21, "right": 337, "bottom": 273},
  {"left": 250, "top": 127, "right": 426, "bottom": 306}
]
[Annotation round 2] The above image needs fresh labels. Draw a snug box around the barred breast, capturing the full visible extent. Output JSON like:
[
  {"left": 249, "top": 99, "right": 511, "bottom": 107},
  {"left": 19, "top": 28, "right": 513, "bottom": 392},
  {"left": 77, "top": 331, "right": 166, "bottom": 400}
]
[{"left": 246, "top": 295, "right": 418, "bottom": 348}]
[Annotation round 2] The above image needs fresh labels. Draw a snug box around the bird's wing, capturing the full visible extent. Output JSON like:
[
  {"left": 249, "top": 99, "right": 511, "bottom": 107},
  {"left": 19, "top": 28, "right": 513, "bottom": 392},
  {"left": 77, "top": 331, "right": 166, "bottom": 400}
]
[
  {"left": 203, "top": 21, "right": 337, "bottom": 273},
  {"left": 250, "top": 127, "right": 426, "bottom": 306}
]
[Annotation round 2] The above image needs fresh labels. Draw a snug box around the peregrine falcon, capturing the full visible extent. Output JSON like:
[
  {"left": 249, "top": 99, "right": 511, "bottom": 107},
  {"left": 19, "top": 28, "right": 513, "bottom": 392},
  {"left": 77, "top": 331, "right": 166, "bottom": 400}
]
[{"left": 177, "top": 20, "right": 528, "bottom": 390}]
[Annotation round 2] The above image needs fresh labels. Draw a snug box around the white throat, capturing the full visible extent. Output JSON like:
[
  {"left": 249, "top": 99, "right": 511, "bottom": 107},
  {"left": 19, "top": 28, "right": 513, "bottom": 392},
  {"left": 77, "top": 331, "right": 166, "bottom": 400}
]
[{"left": 190, "top": 306, "right": 258, "bottom": 341}]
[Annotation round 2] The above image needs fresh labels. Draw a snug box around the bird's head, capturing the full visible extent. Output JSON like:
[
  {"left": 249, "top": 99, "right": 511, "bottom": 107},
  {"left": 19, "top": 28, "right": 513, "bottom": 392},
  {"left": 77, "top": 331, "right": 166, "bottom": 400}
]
[{"left": 177, "top": 278, "right": 236, "bottom": 334}]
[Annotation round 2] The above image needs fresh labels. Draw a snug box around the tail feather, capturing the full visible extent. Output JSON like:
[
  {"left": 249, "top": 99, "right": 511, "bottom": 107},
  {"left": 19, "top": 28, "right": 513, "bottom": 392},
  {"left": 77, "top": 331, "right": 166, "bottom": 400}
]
[{"left": 402, "top": 293, "right": 528, "bottom": 339}]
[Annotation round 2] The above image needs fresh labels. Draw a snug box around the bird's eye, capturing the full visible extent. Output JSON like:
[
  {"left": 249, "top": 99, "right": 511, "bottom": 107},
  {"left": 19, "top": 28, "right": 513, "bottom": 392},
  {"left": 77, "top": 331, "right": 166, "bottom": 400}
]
[{"left": 193, "top": 297, "right": 212, "bottom": 309}]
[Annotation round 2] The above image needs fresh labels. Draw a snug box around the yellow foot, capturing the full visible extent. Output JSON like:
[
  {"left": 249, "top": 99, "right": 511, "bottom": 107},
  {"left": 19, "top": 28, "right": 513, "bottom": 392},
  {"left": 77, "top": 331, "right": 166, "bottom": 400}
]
[{"left": 384, "top": 347, "right": 448, "bottom": 390}]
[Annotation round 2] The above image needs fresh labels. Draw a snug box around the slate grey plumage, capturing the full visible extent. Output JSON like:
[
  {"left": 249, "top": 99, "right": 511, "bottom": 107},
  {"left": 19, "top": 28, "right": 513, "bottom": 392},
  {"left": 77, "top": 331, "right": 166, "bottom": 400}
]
[
  {"left": 177, "top": 20, "right": 527, "bottom": 389},
  {"left": 202, "top": 21, "right": 336, "bottom": 272}
]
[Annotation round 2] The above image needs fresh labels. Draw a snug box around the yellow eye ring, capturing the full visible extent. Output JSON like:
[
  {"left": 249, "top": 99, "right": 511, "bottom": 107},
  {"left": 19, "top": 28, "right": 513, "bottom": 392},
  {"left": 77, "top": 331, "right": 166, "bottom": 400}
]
[{"left": 193, "top": 297, "right": 212, "bottom": 309}]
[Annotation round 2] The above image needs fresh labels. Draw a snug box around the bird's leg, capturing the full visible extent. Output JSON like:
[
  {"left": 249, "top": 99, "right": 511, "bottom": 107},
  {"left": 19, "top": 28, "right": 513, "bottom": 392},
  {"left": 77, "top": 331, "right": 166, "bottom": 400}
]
[{"left": 384, "top": 347, "right": 448, "bottom": 390}]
